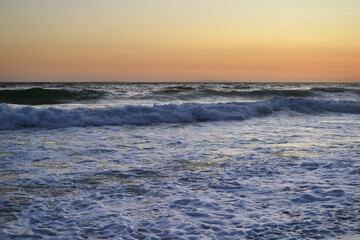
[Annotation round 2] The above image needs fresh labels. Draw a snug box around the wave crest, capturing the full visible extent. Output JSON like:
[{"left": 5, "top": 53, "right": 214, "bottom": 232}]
[{"left": 1, "top": 98, "right": 359, "bottom": 130}]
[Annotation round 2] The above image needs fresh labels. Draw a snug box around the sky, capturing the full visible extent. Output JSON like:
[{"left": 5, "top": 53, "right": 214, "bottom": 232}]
[{"left": 0, "top": 0, "right": 359, "bottom": 82}]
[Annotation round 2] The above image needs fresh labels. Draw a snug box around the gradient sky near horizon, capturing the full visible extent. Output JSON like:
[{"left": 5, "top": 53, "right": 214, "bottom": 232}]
[{"left": 1, "top": 0, "right": 360, "bottom": 82}]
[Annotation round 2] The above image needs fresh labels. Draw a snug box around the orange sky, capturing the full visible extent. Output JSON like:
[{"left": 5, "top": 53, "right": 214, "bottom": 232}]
[{"left": 1, "top": 0, "right": 359, "bottom": 82}]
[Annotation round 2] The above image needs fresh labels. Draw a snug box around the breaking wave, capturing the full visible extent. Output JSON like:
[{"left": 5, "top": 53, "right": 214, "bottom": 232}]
[
  {"left": 0, "top": 88, "right": 105, "bottom": 105},
  {"left": 1, "top": 98, "right": 359, "bottom": 130}
]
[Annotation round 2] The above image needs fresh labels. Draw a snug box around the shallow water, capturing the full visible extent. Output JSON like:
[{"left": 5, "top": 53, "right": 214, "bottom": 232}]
[{"left": 0, "top": 83, "right": 360, "bottom": 239}]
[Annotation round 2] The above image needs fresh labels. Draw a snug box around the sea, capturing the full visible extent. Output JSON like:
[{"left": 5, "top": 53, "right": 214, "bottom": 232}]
[{"left": 0, "top": 82, "right": 359, "bottom": 239}]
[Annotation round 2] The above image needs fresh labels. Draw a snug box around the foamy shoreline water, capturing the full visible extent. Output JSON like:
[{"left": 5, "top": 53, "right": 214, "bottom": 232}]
[{"left": 1, "top": 83, "right": 359, "bottom": 239}]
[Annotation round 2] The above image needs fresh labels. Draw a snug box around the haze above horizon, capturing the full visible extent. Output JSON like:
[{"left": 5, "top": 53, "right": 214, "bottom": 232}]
[{"left": 1, "top": 0, "right": 359, "bottom": 82}]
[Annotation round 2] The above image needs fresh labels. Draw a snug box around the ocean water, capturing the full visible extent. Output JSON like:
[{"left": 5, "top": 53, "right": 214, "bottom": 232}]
[{"left": 0, "top": 82, "right": 359, "bottom": 239}]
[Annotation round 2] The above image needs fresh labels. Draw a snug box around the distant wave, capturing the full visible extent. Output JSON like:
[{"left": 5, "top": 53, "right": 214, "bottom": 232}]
[
  {"left": 160, "top": 86, "right": 196, "bottom": 93},
  {"left": 311, "top": 87, "right": 360, "bottom": 94},
  {"left": 151, "top": 86, "right": 360, "bottom": 99},
  {"left": 150, "top": 89, "right": 313, "bottom": 99},
  {"left": 246, "top": 89, "right": 313, "bottom": 97},
  {"left": 2, "top": 86, "right": 358, "bottom": 105},
  {"left": 0, "top": 88, "right": 105, "bottom": 105},
  {"left": 312, "top": 87, "right": 346, "bottom": 93},
  {"left": 1, "top": 98, "right": 359, "bottom": 130}
]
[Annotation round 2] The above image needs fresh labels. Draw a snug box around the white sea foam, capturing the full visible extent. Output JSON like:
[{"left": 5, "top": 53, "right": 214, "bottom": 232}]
[
  {"left": 1, "top": 83, "right": 360, "bottom": 239},
  {"left": 1, "top": 98, "right": 359, "bottom": 130},
  {"left": 1, "top": 113, "right": 359, "bottom": 239}
]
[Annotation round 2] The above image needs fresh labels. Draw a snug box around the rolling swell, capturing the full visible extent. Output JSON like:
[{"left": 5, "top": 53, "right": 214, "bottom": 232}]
[
  {"left": 0, "top": 88, "right": 105, "bottom": 105},
  {"left": 149, "top": 88, "right": 313, "bottom": 99},
  {"left": 198, "top": 89, "right": 313, "bottom": 98},
  {"left": 311, "top": 87, "right": 360, "bottom": 94},
  {"left": 1, "top": 98, "right": 359, "bottom": 130},
  {"left": 247, "top": 89, "right": 312, "bottom": 97}
]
